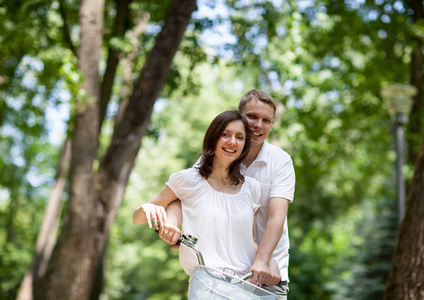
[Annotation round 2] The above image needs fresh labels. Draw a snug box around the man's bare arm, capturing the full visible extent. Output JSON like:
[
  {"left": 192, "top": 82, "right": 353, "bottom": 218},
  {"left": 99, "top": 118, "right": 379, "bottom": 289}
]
[
  {"left": 250, "top": 197, "right": 289, "bottom": 286},
  {"left": 159, "top": 200, "right": 182, "bottom": 248}
]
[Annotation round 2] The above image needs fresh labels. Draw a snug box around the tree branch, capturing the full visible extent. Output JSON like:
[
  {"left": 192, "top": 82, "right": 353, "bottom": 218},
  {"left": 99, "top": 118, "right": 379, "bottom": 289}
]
[
  {"left": 58, "top": 0, "right": 77, "bottom": 57},
  {"left": 115, "top": 11, "right": 150, "bottom": 125},
  {"left": 16, "top": 139, "right": 71, "bottom": 300},
  {"left": 99, "top": 0, "right": 133, "bottom": 131},
  {"left": 101, "top": 0, "right": 197, "bottom": 180}
]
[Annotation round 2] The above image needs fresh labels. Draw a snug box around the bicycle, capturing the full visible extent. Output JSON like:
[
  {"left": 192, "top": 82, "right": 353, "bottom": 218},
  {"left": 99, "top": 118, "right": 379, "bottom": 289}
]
[{"left": 158, "top": 230, "right": 277, "bottom": 300}]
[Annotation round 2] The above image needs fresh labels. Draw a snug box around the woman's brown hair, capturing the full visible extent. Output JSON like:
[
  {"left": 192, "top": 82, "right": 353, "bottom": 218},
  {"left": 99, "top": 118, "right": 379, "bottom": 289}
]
[{"left": 197, "top": 110, "right": 251, "bottom": 185}]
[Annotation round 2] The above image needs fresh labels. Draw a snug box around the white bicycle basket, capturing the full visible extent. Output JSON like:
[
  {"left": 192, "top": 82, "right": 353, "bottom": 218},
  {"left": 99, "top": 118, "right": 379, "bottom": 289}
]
[{"left": 189, "top": 265, "right": 277, "bottom": 300}]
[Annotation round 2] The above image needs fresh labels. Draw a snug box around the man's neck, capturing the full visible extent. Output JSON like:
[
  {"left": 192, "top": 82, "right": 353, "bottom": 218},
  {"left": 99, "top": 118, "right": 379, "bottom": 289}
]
[{"left": 243, "top": 142, "right": 264, "bottom": 168}]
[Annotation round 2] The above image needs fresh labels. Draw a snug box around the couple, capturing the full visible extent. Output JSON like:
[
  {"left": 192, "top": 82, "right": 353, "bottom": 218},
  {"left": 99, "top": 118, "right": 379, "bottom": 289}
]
[{"left": 133, "top": 89, "right": 295, "bottom": 299}]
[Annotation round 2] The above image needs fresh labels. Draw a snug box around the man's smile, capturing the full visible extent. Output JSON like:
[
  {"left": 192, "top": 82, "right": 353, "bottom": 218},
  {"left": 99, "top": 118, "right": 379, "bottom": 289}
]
[{"left": 251, "top": 130, "right": 262, "bottom": 137}]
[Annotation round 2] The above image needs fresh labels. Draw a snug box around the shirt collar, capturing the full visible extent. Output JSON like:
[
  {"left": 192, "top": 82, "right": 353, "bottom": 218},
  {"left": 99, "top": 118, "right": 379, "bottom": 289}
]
[
  {"left": 242, "top": 141, "right": 269, "bottom": 170},
  {"left": 254, "top": 141, "right": 269, "bottom": 163}
]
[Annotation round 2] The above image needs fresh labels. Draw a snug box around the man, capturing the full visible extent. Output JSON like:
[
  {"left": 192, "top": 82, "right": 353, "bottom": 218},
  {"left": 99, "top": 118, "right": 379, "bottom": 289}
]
[
  {"left": 238, "top": 89, "right": 295, "bottom": 299},
  {"left": 160, "top": 89, "right": 295, "bottom": 299}
]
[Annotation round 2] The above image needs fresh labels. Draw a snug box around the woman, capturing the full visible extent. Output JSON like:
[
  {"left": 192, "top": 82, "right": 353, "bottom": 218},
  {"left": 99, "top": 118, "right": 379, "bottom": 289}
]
[{"left": 133, "top": 110, "right": 277, "bottom": 281}]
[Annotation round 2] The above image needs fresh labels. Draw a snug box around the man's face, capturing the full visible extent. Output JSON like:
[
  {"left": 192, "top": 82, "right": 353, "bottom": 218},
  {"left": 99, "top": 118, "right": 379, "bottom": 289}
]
[{"left": 241, "top": 98, "right": 274, "bottom": 147}]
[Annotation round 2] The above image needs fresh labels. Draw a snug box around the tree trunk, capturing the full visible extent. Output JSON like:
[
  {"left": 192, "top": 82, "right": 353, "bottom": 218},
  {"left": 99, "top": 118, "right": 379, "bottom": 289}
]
[
  {"left": 384, "top": 1, "right": 424, "bottom": 298},
  {"left": 16, "top": 139, "right": 71, "bottom": 300},
  {"left": 384, "top": 134, "right": 424, "bottom": 298},
  {"left": 35, "top": 0, "right": 197, "bottom": 299},
  {"left": 37, "top": 0, "right": 104, "bottom": 298},
  {"left": 91, "top": 13, "right": 149, "bottom": 299},
  {"left": 407, "top": 0, "right": 424, "bottom": 165}
]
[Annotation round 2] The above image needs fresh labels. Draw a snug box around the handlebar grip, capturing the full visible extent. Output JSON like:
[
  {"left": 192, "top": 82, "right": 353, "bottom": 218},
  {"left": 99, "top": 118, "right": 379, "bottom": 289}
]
[
  {"left": 154, "top": 229, "right": 182, "bottom": 246},
  {"left": 242, "top": 272, "right": 253, "bottom": 281}
]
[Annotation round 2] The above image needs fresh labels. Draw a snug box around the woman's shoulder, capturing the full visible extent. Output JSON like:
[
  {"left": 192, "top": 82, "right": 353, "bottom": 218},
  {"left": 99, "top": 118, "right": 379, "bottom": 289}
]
[
  {"left": 177, "top": 167, "right": 200, "bottom": 177},
  {"left": 169, "top": 167, "right": 201, "bottom": 185},
  {"left": 167, "top": 168, "right": 205, "bottom": 200}
]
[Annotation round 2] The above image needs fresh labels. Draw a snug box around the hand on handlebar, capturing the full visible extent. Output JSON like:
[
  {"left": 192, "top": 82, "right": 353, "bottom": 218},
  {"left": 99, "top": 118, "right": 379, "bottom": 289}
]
[
  {"left": 158, "top": 223, "right": 182, "bottom": 249},
  {"left": 249, "top": 259, "right": 281, "bottom": 286},
  {"left": 266, "top": 259, "right": 282, "bottom": 286}
]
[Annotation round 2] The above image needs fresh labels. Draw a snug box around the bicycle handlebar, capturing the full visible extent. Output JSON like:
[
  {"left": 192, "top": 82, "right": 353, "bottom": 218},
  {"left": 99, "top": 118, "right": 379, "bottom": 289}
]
[
  {"left": 155, "top": 229, "right": 205, "bottom": 265},
  {"left": 155, "top": 229, "right": 254, "bottom": 282}
]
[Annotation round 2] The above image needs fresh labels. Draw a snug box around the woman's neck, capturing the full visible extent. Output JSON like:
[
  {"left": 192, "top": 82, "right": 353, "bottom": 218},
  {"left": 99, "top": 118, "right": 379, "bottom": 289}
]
[
  {"left": 207, "top": 161, "right": 241, "bottom": 194},
  {"left": 209, "top": 160, "right": 231, "bottom": 184}
]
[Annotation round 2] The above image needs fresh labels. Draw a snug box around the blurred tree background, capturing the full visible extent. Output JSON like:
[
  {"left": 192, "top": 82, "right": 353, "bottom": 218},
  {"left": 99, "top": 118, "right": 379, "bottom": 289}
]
[{"left": 0, "top": 0, "right": 422, "bottom": 299}]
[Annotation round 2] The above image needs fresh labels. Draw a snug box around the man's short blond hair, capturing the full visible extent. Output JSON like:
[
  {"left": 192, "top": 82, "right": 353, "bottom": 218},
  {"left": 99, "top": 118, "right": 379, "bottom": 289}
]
[{"left": 238, "top": 89, "right": 277, "bottom": 117}]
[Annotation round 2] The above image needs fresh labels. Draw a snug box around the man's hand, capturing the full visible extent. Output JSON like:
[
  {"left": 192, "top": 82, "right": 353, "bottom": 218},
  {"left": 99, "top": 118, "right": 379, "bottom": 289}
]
[
  {"left": 141, "top": 203, "right": 166, "bottom": 230},
  {"left": 249, "top": 259, "right": 272, "bottom": 286},
  {"left": 265, "top": 259, "right": 281, "bottom": 286},
  {"left": 250, "top": 258, "right": 281, "bottom": 286},
  {"left": 158, "top": 223, "right": 181, "bottom": 249}
]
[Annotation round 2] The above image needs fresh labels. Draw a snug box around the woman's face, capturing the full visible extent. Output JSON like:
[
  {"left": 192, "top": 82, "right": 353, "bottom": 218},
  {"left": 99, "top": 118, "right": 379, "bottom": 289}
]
[{"left": 214, "top": 120, "right": 246, "bottom": 164}]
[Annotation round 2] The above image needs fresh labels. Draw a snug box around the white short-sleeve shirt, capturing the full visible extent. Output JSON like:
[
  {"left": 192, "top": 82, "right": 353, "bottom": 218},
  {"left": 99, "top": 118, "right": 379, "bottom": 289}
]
[
  {"left": 166, "top": 168, "right": 261, "bottom": 278},
  {"left": 241, "top": 141, "right": 296, "bottom": 281}
]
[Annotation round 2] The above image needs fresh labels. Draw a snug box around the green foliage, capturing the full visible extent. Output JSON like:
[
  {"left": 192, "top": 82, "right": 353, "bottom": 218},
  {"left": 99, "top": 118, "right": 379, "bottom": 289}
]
[
  {"left": 0, "top": 1, "right": 73, "bottom": 299},
  {"left": 329, "top": 198, "right": 397, "bottom": 300},
  {"left": 202, "top": 0, "right": 411, "bottom": 298},
  {"left": 106, "top": 219, "right": 188, "bottom": 300},
  {"left": 0, "top": 242, "right": 33, "bottom": 299},
  {"left": 0, "top": 0, "right": 419, "bottom": 299}
]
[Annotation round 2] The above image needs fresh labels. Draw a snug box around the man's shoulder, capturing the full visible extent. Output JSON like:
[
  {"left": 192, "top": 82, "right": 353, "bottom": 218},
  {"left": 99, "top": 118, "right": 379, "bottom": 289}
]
[{"left": 264, "top": 142, "right": 292, "bottom": 162}]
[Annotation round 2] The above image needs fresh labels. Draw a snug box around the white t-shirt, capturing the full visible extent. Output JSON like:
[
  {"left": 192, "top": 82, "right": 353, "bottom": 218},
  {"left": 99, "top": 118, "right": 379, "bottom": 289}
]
[
  {"left": 241, "top": 141, "right": 295, "bottom": 281},
  {"left": 166, "top": 168, "right": 261, "bottom": 278}
]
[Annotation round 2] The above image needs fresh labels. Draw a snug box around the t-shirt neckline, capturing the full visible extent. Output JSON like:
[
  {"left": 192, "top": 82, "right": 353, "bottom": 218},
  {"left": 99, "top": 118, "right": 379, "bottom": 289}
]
[{"left": 202, "top": 176, "right": 245, "bottom": 196}]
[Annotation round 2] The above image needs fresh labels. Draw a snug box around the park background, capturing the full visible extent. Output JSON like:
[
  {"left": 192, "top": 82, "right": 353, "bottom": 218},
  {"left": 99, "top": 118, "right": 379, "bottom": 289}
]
[{"left": 1, "top": 0, "right": 423, "bottom": 299}]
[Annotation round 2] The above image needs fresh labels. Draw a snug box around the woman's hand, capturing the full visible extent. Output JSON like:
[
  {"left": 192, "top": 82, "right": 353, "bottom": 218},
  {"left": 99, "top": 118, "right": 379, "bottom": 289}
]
[
  {"left": 141, "top": 203, "right": 167, "bottom": 230},
  {"left": 158, "top": 223, "right": 182, "bottom": 249}
]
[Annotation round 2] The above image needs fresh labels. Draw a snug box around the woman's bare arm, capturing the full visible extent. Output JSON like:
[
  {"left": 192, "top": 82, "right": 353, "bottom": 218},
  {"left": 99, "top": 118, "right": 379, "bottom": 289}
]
[{"left": 132, "top": 185, "right": 178, "bottom": 229}]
